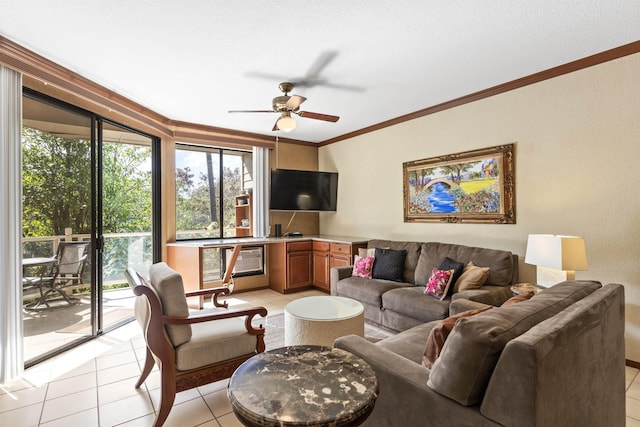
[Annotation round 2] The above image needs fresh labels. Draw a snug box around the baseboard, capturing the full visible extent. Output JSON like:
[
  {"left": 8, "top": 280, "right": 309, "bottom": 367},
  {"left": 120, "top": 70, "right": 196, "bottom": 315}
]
[{"left": 626, "top": 359, "right": 640, "bottom": 369}]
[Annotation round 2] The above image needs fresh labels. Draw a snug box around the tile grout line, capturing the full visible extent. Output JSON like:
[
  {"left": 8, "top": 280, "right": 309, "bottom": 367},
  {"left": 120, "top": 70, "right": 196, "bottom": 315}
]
[
  {"left": 94, "top": 355, "right": 101, "bottom": 427},
  {"left": 36, "top": 382, "right": 49, "bottom": 427}
]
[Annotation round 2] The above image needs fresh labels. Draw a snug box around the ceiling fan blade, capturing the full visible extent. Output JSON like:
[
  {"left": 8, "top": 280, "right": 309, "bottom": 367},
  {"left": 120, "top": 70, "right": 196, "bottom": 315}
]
[
  {"left": 297, "top": 111, "right": 340, "bottom": 122},
  {"left": 306, "top": 50, "right": 338, "bottom": 79},
  {"left": 228, "top": 109, "right": 275, "bottom": 113},
  {"left": 245, "top": 71, "right": 289, "bottom": 81},
  {"left": 285, "top": 95, "right": 306, "bottom": 110}
]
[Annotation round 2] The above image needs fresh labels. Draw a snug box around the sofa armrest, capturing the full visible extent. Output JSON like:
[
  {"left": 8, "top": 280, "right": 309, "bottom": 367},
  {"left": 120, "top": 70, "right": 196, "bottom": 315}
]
[
  {"left": 452, "top": 285, "right": 513, "bottom": 306},
  {"left": 449, "top": 299, "right": 492, "bottom": 315},
  {"left": 334, "top": 335, "right": 492, "bottom": 426},
  {"left": 330, "top": 266, "right": 353, "bottom": 295}
]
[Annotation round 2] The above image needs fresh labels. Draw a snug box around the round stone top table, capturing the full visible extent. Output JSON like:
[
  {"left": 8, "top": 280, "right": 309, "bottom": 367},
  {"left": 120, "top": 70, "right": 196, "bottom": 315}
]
[
  {"left": 285, "top": 296, "right": 365, "bottom": 347},
  {"left": 228, "top": 345, "right": 379, "bottom": 427}
]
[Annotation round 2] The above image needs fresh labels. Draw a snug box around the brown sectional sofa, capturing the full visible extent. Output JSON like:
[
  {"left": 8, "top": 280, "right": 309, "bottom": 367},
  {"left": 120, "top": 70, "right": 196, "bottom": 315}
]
[
  {"left": 330, "top": 239, "right": 519, "bottom": 332},
  {"left": 335, "top": 280, "right": 626, "bottom": 427}
]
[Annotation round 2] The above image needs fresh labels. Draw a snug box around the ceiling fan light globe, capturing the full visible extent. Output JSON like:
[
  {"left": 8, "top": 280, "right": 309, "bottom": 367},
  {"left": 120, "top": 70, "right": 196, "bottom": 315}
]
[{"left": 277, "top": 116, "right": 296, "bottom": 132}]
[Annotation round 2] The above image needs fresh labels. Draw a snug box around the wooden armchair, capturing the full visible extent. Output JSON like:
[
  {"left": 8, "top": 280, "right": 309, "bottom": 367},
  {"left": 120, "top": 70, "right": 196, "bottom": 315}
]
[{"left": 125, "top": 262, "right": 267, "bottom": 427}]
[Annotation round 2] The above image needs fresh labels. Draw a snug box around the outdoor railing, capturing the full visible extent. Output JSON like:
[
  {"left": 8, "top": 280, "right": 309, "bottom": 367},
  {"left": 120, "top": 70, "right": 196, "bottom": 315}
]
[
  {"left": 23, "top": 231, "right": 152, "bottom": 285},
  {"left": 22, "top": 229, "right": 233, "bottom": 286}
]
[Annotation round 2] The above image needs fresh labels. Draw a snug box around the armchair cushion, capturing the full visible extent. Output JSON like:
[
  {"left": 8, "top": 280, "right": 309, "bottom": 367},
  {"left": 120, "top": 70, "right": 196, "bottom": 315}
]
[
  {"left": 175, "top": 316, "right": 258, "bottom": 371},
  {"left": 149, "top": 262, "right": 192, "bottom": 347}
]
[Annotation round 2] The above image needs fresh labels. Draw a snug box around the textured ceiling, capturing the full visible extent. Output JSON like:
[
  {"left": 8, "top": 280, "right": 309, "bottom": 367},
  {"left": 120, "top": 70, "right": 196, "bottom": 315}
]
[{"left": 1, "top": 1, "right": 639, "bottom": 143}]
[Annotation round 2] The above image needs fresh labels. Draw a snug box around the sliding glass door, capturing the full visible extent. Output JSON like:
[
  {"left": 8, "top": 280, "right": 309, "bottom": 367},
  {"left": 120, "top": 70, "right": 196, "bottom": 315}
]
[
  {"left": 21, "top": 90, "right": 159, "bottom": 366},
  {"left": 99, "top": 120, "right": 154, "bottom": 331},
  {"left": 22, "top": 93, "right": 95, "bottom": 363}
]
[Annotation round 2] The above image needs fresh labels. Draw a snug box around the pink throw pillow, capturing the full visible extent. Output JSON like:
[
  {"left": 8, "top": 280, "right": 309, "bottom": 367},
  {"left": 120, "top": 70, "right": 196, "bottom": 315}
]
[
  {"left": 352, "top": 255, "right": 374, "bottom": 278},
  {"left": 424, "top": 269, "right": 455, "bottom": 300}
]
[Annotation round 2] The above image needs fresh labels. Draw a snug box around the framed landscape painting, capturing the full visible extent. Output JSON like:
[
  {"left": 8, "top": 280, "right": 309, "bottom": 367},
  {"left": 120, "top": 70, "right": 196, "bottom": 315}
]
[{"left": 403, "top": 143, "right": 515, "bottom": 224}]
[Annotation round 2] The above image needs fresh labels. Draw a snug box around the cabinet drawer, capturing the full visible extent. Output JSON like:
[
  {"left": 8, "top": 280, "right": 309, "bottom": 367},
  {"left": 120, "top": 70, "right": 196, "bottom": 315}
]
[
  {"left": 313, "top": 241, "right": 330, "bottom": 252},
  {"left": 330, "top": 242, "right": 351, "bottom": 255},
  {"left": 287, "top": 241, "right": 312, "bottom": 252}
]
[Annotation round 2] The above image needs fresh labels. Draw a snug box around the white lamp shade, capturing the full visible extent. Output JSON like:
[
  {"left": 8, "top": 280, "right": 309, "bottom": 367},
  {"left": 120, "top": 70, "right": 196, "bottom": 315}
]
[
  {"left": 524, "top": 234, "right": 588, "bottom": 271},
  {"left": 277, "top": 115, "right": 296, "bottom": 132}
]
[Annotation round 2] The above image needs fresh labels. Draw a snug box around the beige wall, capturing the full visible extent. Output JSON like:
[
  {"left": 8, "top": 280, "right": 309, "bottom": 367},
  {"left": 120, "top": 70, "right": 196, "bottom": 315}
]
[
  {"left": 319, "top": 53, "right": 640, "bottom": 361},
  {"left": 271, "top": 141, "right": 320, "bottom": 236}
]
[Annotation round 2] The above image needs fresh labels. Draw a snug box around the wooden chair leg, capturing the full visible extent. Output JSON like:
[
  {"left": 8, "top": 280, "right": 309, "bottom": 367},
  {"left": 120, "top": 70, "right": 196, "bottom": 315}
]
[
  {"left": 154, "top": 367, "right": 177, "bottom": 427},
  {"left": 136, "top": 347, "right": 156, "bottom": 388}
]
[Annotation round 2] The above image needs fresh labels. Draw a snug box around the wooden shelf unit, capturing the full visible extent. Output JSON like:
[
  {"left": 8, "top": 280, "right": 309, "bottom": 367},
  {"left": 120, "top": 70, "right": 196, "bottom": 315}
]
[{"left": 235, "top": 194, "right": 252, "bottom": 237}]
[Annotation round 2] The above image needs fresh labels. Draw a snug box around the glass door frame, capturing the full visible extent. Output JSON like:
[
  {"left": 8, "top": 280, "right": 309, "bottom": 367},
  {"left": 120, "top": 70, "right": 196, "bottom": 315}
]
[
  {"left": 22, "top": 88, "right": 161, "bottom": 367},
  {"left": 96, "top": 117, "right": 161, "bottom": 334}
]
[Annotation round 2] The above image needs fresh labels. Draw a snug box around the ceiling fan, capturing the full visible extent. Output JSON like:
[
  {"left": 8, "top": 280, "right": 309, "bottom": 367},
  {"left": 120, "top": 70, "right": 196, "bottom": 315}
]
[
  {"left": 228, "top": 82, "right": 339, "bottom": 132},
  {"left": 245, "top": 51, "right": 364, "bottom": 92}
]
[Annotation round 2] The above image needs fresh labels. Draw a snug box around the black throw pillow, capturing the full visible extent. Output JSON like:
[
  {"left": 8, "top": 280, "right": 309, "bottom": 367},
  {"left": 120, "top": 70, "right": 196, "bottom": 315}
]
[
  {"left": 439, "top": 257, "right": 465, "bottom": 290},
  {"left": 372, "top": 248, "right": 407, "bottom": 282}
]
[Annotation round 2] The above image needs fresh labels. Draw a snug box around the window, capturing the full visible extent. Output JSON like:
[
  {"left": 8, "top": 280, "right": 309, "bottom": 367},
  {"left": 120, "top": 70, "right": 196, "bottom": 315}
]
[{"left": 175, "top": 144, "right": 252, "bottom": 240}]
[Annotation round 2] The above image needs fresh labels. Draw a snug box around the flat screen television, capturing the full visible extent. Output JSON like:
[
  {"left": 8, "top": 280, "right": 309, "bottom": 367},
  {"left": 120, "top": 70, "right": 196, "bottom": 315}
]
[{"left": 270, "top": 169, "right": 338, "bottom": 211}]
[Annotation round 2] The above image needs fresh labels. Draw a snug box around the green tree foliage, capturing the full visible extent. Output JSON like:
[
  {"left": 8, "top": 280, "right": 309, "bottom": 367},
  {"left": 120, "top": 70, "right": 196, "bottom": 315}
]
[
  {"left": 22, "top": 128, "right": 152, "bottom": 237},
  {"left": 101, "top": 142, "right": 152, "bottom": 233},
  {"left": 22, "top": 127, "right": 92, "bottom": 236},
  {"left": 176, "top": 166, "right": 216, "bottom": 232},
  {"left": 175, "top": 163, "right": 242, "bottom": 236}
]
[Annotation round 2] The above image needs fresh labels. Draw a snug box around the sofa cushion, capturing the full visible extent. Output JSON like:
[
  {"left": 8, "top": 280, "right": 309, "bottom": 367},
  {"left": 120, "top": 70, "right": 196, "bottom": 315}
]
[
  {"left": 424, "top": 269, "right": 455, "bottom": 300},
  {"left": 427, "top": 280, "right": 602, "bottom": 406},
  {"left": 423, "top": 292, "right": 533, "bottom": 369},
  {"left": 352, "top": 255, "right": 375, "bottom": 278},
  {"left": 382, "top": 286, "right": 450, "bottom": 323},
  {"left": 368, "top": 239, "right": 422, "bottom": 284},
  {"left": 372, "top": 248, "right": 406, "bottom": 282},
  {"left": 377, "top": 321, "right": 439, "bottom": 364},
  {"left": 415, "top": 242, "right": 514, "bottom": 287},
  {"left": 149, "top": 262, "right": 192, "bottom": 347},
  {"left": 337, "top": 276, "right": 411, "bottom": 307},
  {"left": 453, "top": 261, "right": 490, "bottom": 293},
  {"left": 422, "top": 306, "right": 493, "bottom": 369}
]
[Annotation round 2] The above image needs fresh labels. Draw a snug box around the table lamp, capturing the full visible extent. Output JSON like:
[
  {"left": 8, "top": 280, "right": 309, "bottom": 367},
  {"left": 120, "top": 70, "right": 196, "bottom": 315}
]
[{"left": 524, "top": 234, "right": 588, "bottom": 288}]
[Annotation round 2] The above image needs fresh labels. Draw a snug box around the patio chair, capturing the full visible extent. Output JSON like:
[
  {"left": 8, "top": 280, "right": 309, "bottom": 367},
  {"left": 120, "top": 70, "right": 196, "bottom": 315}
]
[
  {"left": 124, "top": 262, "right": 267, "bottom": 427},
  {"left": 23, "top": 241, "right": 90, "bottom": 309}
]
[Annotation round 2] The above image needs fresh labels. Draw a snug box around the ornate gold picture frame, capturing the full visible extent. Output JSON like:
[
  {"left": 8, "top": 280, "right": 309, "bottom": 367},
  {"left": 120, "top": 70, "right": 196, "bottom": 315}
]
[{"left": 403, "top": 143, "right": 515, "bottom": 224}]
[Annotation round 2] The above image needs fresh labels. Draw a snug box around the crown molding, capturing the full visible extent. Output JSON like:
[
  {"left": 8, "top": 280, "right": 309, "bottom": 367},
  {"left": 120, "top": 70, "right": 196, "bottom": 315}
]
[
  {"left": 319, "top": 40, "right": 640, "bottom": 146},
  {"left": 0, "top": 35, "right": 315, "bottom": 148},
  {"left": 3, "top": 35, "right": 638, "bottom": 148}
]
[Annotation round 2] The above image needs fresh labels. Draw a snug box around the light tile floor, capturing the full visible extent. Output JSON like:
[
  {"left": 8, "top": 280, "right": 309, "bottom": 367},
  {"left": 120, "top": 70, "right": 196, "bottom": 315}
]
[
  {"left": 627, "top": 367, "right": 640, "bottom": 426},
  {"left": 1, "top": 288, "right": 324, "bottom": 427},
  {"left": 2, "top": 287, "right": 637, "bottom": 426}
]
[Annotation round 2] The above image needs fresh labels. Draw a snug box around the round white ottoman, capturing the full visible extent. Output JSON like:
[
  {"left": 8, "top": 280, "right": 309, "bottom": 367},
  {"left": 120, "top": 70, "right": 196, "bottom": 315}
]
[{"left": 284, "top": 296, "right": 365, "bottom": 347}]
